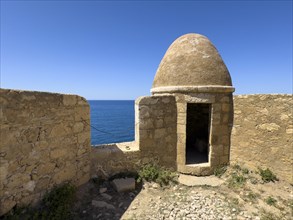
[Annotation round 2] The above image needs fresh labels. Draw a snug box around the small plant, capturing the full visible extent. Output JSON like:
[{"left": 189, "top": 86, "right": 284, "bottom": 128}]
[
  {"left": 2, "top": 183, "right": 76, "bottom": 220},
  {"left": 244, "top": 191, "right": 260, "bottom": 203},
  {"left": 138, "top": 164, "right": 177, "bottom": 186},
  {"left": 266, "top": 196, "right": 277, "bottom": 206},
  {"left": 260, "top": 210, "right": 279, "bottom": 220},
  {"left": 232, "top": 164, "right": 242, "bottom": 171},
  {"left": 258, "top": 168, "right": 278, "bottom": 183},
  {"left": 214, "top": 165, "right": 227, "bottom": 178},
  {"left": 249, "top": 177, "right": 259, "bottom": 185},
  {"left": 227, "top": 198, "right": 240, "bottom": 214},
  {"left": 41, "top": 183, "right": 76, "bottom": 219},
  {"left": 242, "top": 168, "right": 249, "bottom": 175},
  {"left": 228, "top": 173, "right": 246, "bottom": 188}
]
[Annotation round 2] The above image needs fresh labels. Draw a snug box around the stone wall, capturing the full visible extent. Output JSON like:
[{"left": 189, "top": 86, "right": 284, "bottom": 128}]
[
  {"left": 135, "top": 95, "right": 177, "bottom": 168},
  {"left": 91, "top": 142, "right": 161, "bottom": 178},
  {"left": 175, "top": 93, "right": 233, "bottom": 175},
  {"left": 231, "top": 94, "right": 293, "bottom": 183},
  {"left": 0, "top": 89, "right": 91, "bottom": 215}
]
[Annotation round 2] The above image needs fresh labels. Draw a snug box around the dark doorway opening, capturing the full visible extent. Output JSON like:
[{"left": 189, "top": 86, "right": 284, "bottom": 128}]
[{"left": 186, "top": 103, "right": 211, "bottom": 164}]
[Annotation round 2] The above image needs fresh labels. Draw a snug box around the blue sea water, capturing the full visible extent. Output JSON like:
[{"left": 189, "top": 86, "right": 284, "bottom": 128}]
[{"left": 88, "top": 100, "right": 135, "bottom": 145}]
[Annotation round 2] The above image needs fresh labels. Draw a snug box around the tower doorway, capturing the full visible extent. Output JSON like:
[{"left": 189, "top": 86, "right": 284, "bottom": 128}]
[{"left": 186, "top": 103, "right": 211, "bottom": 164}]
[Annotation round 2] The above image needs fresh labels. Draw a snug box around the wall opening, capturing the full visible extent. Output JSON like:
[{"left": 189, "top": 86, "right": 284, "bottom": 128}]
[{"left": 186, "top": 103, "right": 211, "bottom": 164}]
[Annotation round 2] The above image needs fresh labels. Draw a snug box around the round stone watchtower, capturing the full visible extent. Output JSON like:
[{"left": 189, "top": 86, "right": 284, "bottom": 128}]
[
  {"left": 152, "top": 33, "right": 233, "bottom": 94},
  {"left": 135, "top": 33, "right": 234, "bottom": 175}
]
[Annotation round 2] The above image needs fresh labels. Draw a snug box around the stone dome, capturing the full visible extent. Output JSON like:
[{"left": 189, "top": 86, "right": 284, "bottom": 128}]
[{"left": 151, "top": 33, "right": 234, "bottom": 94}]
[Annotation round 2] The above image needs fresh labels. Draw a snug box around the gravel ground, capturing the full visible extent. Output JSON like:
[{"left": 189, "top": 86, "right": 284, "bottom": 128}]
[
  {"left": 122, "top": 183, "right": 259, "bottom": 220},
  {"left": 72, "top": 167, "right": 293, "bottom": 220}
]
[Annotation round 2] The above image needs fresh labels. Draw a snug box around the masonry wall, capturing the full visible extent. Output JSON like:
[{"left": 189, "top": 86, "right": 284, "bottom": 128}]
[
  {"left": 175, "top": 93, "right": 233, "bottom": 175},
  {"left": 231, "top": 94, "right": 293, "bottom": 183},
  {"left": 91, "top": 142, "right": 163, "bottom": 178},
  {"left": 0, "top": 89, "right": 91, "bottom": 215},
  {"left": 135, "top": 95, "right": 177, "bottom": 168}
]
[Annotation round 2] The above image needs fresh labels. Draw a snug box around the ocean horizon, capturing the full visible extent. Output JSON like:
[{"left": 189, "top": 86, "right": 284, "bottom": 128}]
[{"left": 88, "top": 100, "right": 135, "bottom": 146}]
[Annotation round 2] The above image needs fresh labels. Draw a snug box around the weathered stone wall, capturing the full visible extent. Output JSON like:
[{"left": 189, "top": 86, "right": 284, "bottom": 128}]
[
  {"left": 231, "top": 94, "right": 293, "bottom": 183},
  {"left": 0, "top": 89, "right": 91, "bottom": 215},
  {"left": 135, "top": 95, "right": 177, "bottom": 168},
  {"left": 91, "top": 142, "right": 162, "bottom": 178},
  {"left": 175, "top": 93, "right": 233, "bottom": 175}
]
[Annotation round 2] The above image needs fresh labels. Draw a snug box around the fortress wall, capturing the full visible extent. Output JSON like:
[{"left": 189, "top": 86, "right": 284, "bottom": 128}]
[
  {"left": 231, "top": 94, "right": 293, "bottom": 183},
  {"left": 91, "top": 142, "right": 161, "bottom": 178},
  {"left": 135, "top": 95, "right": 177, "bottom": 168},
  {"left": 0, "top": 89, "right": 91, "bottom": 215}
]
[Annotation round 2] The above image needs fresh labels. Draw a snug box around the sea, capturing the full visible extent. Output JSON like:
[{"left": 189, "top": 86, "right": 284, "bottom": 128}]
[{"left": 88, "top": 100, "right": 135, "bottom": 146}]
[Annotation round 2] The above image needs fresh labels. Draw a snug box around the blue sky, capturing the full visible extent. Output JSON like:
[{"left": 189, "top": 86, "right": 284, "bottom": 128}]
[{"left": 1, "top": 1, "right": 292, "bottom": 100}]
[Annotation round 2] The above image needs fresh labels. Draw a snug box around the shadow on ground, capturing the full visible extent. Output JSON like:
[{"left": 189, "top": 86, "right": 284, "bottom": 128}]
[{"left": 72, "top": 178, "right": 142, "bottom": 220}]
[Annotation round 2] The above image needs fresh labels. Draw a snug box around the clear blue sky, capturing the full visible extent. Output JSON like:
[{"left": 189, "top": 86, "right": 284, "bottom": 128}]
[{"left": 1, "top": 1, "right": 292, "bottom": 100}]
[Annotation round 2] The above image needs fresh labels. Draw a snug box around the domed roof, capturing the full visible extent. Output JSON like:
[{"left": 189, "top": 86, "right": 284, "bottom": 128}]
[{"left": 151, "top": 33, "right": 234, "bottom": 94}]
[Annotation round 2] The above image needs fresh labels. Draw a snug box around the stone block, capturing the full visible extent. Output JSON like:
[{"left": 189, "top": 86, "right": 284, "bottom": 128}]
[
  {"left": 78, "top": 132, "right": 90, "bottom": 144},
  {"left": 220, "top": 155, "right": 229, "bottom": 165},
  {"left": 24, "top": 181, "right": 36, "bottom": 192},
  {"left": 222, "top": 113, "right": 229, "bottom": 124},
  {"left": 218, "top": 96, "right": 230, "bottom": 103},
  {"left": 74, "top": 106, "right": 90, "bottom": 121},
  {"left": 91, "top": 200, "right": 115, "bottom": 209},
  {"left": 139, "top": 106, "right": 150, "bottom": 119},
  {"left": 0, "top": 162, "right": 8, "bottom": 182},
  {"left": 139, "top": 118, "right": 154, "bottom": 130},
  {"left": 154, "top": 109, "right": 164, "bottom": 117},
  {"left": 256, "top": 123, "right": 280, "bottom": 132},
  {"left": 77, "top": 147, "right": 87, "bottom": 156},
  {"left": 73, "top": 122, "right": 84, "bottom": 133},
  {"left": 8, "top": 173, "right": 31, "bottom": 189},
  {"left": 177, "top": 103, "right": 186, "bottom": 113},
  {"left": 177, "top": 124, "right": 186, "bottom": 134},
  {"left": 162, "top": 97, "right": 170, "bottom": 103},
  {"left": 37, "top": 163, "right": 55, "bottom": 175},
  {"left": 111, "top": 178, "right": 135, "bottom": 192},
  {"left": 177, "top": 133, "right": 185, "bottom": 144},
  {"left": 35, "top": 177, "right": 51, "bottom": 191},
  {"left": 0, "top": 197, "right": 16, "bottom": 216},
  {"left": 139, "top": 130, "right": 152, "bottom": 139},
  {"left": 52, "top": 165, "right": 76, "bottom": 184},
  {"left": 139, "top": 138, "right": 155, "bottom": 150},
  {"left": 221, "top": 103, "right": 230, "bottom": 112},
  {"left": 223, "top": 145, "right": 230, "bottom": 155},
  {"left": 50, "top": 124, "right": 71, "bottom": 137},
  {"left": 63, "top": 95, "right": 77, "bottom": 106},
  {"left": 155, "top": 119, "right": 164, "bottom": 128},
  {"left": 165, "top": 116, "right": 176, "bottom": 124},
  {"left": 177, "top": 115, "right": 186, "bottom": 125},
  {"left": 212, "top": 113, "right": 221, "bottom": 125},
  {"left": 50, "top": 148, "right": 68, "bottom": 159},
  {"left": 76, "top": 96, "right": 88, "bottom": 106},
  {"left": 221, "top": 135, "right": 230, "bottom": 146},
  {"left": 154, "top": 128, "right": 166, "bottom": 139}
]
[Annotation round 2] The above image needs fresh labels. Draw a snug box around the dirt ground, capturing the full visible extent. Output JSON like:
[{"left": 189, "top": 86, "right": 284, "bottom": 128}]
[{"left": 72, "top": 166, "right": 293, "bottom": 220}]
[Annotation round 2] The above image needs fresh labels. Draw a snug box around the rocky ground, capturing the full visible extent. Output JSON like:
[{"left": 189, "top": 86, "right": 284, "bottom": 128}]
[{"left": 72, "top": 166, "right": 293, "bottom": 220}]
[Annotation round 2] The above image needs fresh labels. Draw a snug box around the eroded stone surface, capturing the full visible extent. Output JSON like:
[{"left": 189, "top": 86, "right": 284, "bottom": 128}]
[
  {"left": 231, "top": 94, "right": 293, "bottom": 183},
  {"left": 111, "top": 178, "right": 136, "bottom": 193},
  {"left": 0, "top": 88, "right": 91, "bottom": 215},
  {"left": 152, "top": 33, "right": 232, "bottom": 90}
]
